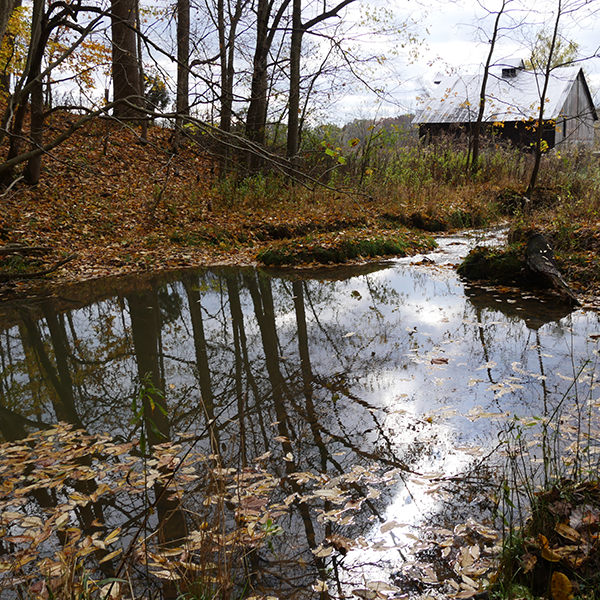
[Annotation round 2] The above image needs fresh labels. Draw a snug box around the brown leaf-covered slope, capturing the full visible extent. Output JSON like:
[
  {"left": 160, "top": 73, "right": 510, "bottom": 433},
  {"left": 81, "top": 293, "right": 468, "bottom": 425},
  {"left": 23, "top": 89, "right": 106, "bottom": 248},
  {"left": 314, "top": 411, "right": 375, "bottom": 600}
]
[{"left": 0, "top": 114, "right": 436, "bottom": 290}]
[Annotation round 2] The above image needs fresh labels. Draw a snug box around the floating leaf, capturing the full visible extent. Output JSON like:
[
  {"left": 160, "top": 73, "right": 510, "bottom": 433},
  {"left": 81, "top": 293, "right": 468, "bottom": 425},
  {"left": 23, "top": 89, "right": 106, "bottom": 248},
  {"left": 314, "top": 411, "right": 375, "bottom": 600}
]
[
  {"left": 541, "top": 546, "right": 562, "bottom": 562},
  {"left": 98, "top": 549, "right": 122, "bottom": 564},
  {"left": 254, "top": 451, "right": 272, "bottom": 461},
  {"left": 312, "top": 580, "right": 329, "bottom": 592},
  {"left": 312, "top": 545, "right": 333, "bottom": 558},
  {"left": 104, "top": 527, "right": 122, "bottom": 544},
  {"left": 380, "top": 520, "right": 399, "bottom": 534},
  {"left": 367, "top": 581, "right": 400, "bottom": 592},
  {"left": 352, "top": 589, "right": 379, "bottom": 600}
]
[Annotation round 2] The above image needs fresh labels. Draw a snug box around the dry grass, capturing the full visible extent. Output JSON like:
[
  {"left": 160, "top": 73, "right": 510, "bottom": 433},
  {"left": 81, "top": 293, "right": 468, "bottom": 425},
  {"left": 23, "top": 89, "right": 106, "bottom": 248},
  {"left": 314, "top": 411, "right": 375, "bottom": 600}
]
[{"left": 1, "top": 114, "right": 600, "bottom": 293}]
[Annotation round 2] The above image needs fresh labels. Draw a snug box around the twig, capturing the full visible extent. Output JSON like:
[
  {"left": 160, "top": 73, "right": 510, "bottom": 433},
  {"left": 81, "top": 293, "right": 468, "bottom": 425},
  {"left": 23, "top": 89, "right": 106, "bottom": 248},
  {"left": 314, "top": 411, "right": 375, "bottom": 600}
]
[
  {"left": 0, "top": 244, "right": 54, "bottom": 255},
  {"left": 0, "top": 176, "right": 24, "bottom": 197},
  {"left": 0, "top": 254, "right": 77, "bottom": 281}
]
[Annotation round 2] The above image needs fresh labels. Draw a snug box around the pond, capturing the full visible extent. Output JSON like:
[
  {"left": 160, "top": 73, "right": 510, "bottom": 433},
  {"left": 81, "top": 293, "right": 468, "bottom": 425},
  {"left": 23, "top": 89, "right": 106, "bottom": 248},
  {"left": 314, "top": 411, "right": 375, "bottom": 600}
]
[{"left": 1, "top": 229, "right": 600, "bottom": 600}]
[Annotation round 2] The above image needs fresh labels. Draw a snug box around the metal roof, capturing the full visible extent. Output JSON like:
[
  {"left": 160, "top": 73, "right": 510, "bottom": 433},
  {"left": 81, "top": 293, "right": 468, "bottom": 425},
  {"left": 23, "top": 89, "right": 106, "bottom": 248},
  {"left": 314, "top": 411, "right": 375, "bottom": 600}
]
[{"left": 413, "top": 65, "right": 587, "bottom": 125}]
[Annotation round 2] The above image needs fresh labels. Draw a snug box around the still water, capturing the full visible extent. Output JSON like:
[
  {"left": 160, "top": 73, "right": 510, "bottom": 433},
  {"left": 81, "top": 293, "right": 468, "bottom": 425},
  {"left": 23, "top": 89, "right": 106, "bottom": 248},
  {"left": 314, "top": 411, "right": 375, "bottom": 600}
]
[{"left": 1, "top": 230, "right": 599, "bottom": 598}]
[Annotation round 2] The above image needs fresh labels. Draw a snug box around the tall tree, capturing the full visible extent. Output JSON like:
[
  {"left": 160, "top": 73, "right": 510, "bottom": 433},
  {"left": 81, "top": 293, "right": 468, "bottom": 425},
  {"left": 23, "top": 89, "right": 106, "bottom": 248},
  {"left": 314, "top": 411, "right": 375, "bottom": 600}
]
[
  {"left": 1, "top": 0, "right": 45, "bottom": 186},
  {"left": 110, "top": 0, "right": 141, "bottom": 119},
  {"left": 215, "top": 0, "right": 247, "bottom": 174},
  {"left": 0, "top": 0, "right": 20, "bottom": 46},
  {"left": 524, "top": 0, "right": 596, "bottom": 200},
  {"left": 0, "top": 0, "right": 22, "bottom": 93},
  {"left": 172, "top": 0, "right": 189, "bottom": 150},
  {"left": 469, "top": 0, "right": 509, "bottom": 175},
  {"left": 245, "top": 0, "right": 292, "bottom": 169},
  {"left": 526, "top": 28, "right": 579, "bottom": 70},
  {"left": 286, "top": 0, "right": 355, "bottom": 160},
  {"left": 525, "top": 19, "right": 559, "bottom": 198}
]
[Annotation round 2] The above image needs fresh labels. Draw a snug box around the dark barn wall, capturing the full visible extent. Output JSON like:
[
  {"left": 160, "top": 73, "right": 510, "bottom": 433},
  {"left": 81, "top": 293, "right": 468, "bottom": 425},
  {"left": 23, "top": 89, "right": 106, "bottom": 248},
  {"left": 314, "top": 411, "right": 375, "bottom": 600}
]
[{"left": 419, "top": 121, "right": 556, "bottom": 151}]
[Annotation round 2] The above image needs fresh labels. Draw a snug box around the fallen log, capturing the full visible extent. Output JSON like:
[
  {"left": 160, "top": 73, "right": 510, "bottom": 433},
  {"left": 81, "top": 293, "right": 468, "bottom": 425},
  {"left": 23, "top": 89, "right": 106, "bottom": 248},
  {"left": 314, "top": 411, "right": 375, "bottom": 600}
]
[{"left": 525, "top": 233, "right": 580, "bottom": 306}]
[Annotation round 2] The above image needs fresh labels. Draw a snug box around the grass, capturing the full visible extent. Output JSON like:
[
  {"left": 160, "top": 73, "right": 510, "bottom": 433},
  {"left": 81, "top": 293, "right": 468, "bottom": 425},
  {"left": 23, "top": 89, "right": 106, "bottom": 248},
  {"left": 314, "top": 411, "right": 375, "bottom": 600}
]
[
  {"left": 256, "top": 229, "right": 436, "bottom": 266},
  {"left": 457, "top": 245, "right": 525, "bottom": 286},
  {"left": 491, "top": 357, "right": 600, "bottom": 600},
  {"left": 1, "top": 115, "right": 600, "bottom": 294}
]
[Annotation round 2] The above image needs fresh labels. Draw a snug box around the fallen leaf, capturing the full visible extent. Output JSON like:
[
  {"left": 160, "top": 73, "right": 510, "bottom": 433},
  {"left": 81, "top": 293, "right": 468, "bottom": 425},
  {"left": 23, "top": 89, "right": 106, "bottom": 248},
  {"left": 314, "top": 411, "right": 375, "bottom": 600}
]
[
  {"left": 555, "top": 523, "right": 581, "bottom": 543},
  {"left": 312, "top": 580, "right": 329, "bottom": 592},
  {"left": 380, "top": 520, "right": 399, "bottom": 534},
  {"left": 551, "top": 572, "right": 573, "bottom": 600},
  {"left": 541, "top": 546, "right": 562, "bottom": 562},
  {"left": 521, "top": 552, "right": 537, "bottom": 573},
  {"left": 312, "top": 545, "right": 333, "bottom": 557}
]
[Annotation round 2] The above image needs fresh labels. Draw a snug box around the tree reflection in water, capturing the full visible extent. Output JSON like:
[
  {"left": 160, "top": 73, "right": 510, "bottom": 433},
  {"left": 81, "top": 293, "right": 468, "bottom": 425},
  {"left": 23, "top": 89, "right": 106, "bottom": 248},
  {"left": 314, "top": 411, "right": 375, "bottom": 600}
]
[{"left": 0, "top": 258, "right": 599, "bottom": 598}]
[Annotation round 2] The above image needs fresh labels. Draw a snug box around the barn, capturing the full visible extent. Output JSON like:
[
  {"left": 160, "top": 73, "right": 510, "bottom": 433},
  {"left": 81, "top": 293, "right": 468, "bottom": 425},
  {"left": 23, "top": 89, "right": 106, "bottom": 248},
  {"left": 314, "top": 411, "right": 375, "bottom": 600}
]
[{"left": 412, "top": 60, "right": 598, "bottom": 150}]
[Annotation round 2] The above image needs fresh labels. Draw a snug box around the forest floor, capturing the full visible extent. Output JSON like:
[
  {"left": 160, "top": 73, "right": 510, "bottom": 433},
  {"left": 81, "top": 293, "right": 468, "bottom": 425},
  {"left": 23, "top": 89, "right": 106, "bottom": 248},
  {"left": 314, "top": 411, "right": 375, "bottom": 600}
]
[
  {"left": 1, "top": 115, "right": 600, "bottom": 307},
  {"left": 0, "top": 118, "right": 439, "bottom": 296}
]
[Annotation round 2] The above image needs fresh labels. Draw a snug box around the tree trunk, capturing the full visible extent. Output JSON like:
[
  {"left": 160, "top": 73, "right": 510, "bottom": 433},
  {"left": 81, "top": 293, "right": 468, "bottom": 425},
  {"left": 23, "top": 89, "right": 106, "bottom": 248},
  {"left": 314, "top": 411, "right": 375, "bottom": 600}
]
[
  {"left": 285, "top": 0, "right": 354, "bottom": 164},
  {"left": 0, "top": 0, "right": 21, "bottom": 92},
  {"left": 135, "top": 0, "right": 147, "bottom": 140},
  {"left": 526, "top": 0, "right": 561, "bottom": 199},
  {"left": 245, "top": 0, "right": 271, "bottom": 170},
  {"left": 0, "top": 0, "right": 19, "bottom": 46},
  {"left": 286, "top": 0, "right": 302, "bottom": 160},
  {"left": 173, "top": 0, "right": 189, "bottom": 150},
  {"left": 110, "top": 0, "right": 141, "bottom": 119},
  {"left": 471, "top": 0, "right": 507, "bottom": 175},
  {"left": 1, "top": 0, "right": 44, "bottom": 187},
  {"left": 216, "top": 0, "right": 245, "bottom": 175},
  {"left": 24, "top": 74, "right": 44, "bottom": 184}
]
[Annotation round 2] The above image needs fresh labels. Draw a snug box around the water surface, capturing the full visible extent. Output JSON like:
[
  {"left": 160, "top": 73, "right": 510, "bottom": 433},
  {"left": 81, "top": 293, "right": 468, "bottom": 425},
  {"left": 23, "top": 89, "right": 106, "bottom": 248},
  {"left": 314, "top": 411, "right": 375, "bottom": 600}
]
[{"left": 1, "top": 229, "right": 599, "bottom": 598}]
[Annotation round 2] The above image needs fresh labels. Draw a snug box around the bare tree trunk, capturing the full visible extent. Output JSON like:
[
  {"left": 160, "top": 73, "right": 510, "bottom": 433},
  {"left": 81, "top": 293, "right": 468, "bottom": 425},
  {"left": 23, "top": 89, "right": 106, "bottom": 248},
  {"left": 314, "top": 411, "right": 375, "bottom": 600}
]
[
  {"left": 135, "top": 0, "right": 147, "bottom": 141},
  {"left": 173, "top": 0, "right": 189, "bottom": 151},
  {"left": 24, "top": 74, "right": 43, "bottom": 184},
  {"left": 285, "top": 0, "right": 354, "bottom": 162},
  {"left": 471, "top": 0, "right": 507, "bottom": 176},
  {"left": 286, "top": 0, "right": 302, "bottom": 161},
  {"left": 111, "top": 0, "right": 141, "bottom": 119},
  {"left": 216, "top": 0, "right": 245, "bottom": 175},
  {"left": 526, "top": 0, "right": 561, "bottom": 200},
  {"left": 245, "top": 0, "right": 271, "bottom": 168},
  {"left": 1, "top": 0, "right": 44, "bottom": 186}
]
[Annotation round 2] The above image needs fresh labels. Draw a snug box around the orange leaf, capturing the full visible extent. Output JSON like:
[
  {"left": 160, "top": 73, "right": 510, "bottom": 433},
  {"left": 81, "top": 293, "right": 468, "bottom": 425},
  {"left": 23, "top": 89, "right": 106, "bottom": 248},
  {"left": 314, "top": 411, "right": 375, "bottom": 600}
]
[{"left": 541, "top": 546, "right": 561, "bottom": 562}]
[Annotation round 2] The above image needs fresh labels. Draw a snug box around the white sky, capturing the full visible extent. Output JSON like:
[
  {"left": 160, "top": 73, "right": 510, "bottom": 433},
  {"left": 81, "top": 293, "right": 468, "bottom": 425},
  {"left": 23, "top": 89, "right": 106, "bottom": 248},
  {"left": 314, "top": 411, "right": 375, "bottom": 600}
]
[{"left": 333, "top": 0, "right": 600, "bottom": 121}]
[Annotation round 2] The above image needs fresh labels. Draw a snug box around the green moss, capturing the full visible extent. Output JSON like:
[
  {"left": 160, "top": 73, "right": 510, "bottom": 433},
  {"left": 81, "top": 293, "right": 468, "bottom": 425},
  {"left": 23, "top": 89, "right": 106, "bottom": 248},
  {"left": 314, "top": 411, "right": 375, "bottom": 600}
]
[
  {"left": 457, "top": 245, "right": 524, "bottom": 285},
  {"left": 257, "top": 234, "right": 434, "bottom": 266},
  {"left": 448, "top": 209, "right": 487, "bottom": 229},
  {"left": 169, "top": 226, "right": 233, "bottom": 248}
]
